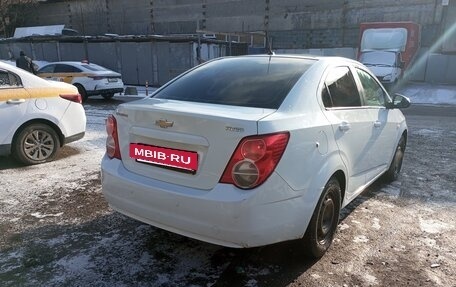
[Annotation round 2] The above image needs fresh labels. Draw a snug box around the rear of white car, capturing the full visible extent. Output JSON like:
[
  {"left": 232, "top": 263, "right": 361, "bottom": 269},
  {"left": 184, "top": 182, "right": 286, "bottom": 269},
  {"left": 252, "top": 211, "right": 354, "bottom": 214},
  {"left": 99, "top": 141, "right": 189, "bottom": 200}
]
[
  {"left": 101, "top": 55, "right": 409, "bottom": 254},
  {"left": 37, "top": 62, "right": 124, "bottom": 101},
  {"left": 75, "top": 62, "right": 124, "bottom": 98},
  {"left": 0, "top": 61, "right": 86, "bottom": 164},
  {"left": 102, "top": 56, "right": 318, "bottom": 247}
]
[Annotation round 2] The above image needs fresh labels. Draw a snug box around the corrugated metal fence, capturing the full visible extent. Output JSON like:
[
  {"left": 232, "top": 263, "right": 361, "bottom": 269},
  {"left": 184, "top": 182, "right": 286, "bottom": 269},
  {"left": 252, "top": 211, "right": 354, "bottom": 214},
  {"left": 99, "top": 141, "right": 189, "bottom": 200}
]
[
  {"left": 0, "top": 37, "right": 248, "bottom": 86},
  {"left": 1, "top": 37, "right": 454, "bottom": 85}
]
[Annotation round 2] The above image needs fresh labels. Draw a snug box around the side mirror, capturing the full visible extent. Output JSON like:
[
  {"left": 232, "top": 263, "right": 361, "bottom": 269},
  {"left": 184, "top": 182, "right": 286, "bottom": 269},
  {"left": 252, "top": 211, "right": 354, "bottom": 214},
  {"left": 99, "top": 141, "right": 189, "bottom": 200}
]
[{"left": 387, "top": 93, "right": 411, "bottom": 109}]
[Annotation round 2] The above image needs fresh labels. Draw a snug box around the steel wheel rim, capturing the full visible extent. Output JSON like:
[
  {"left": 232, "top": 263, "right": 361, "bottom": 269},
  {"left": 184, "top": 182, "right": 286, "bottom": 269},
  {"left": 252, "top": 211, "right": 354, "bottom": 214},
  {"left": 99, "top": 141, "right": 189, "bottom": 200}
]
[
  {"left": 23, "top": 130, "right": 55, "bottom": 161},
  {"left": 317, "top": 194, "right": 335, "bottom": 243}
]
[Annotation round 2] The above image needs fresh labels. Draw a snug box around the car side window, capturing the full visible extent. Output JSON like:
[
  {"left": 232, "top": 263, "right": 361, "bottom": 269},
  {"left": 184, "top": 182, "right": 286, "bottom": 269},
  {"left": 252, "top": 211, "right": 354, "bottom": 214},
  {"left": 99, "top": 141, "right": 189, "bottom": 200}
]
[
  {"left": 0, "top": 70, "right": 22, "bottom": 88},
  {"left": 55, "top": 64, "right": 81, "bottom": 73},
  {"left": 322, "top": 67, "right": 361, "bottom": 108},
  {"left": 38, "top": 65, "right": 55, "bottom": 74},
  {"left": 356, "top": 68, "right": 386, "bottom": 107}
]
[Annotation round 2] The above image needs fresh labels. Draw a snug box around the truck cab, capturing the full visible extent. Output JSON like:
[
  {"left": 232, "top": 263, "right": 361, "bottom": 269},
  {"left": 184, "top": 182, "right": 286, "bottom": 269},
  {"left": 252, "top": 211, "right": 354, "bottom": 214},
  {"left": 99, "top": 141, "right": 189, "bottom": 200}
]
[
  {"left": 357, "top": 22, "right": 420, "bottom": 90},
  {"left": 359, "top": 50, "right": 405, "bottom": 89}
]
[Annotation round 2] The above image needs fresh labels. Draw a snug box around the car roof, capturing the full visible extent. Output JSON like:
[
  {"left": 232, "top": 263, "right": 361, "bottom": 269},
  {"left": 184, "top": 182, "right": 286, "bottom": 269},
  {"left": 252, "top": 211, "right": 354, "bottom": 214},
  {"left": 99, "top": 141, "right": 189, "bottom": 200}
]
[
  {"left": 212, "top": 54, "right": 361, "bottom": 68},
  {"left": 40, "top": 61, "right": 118, "bottom": 73},
  {"left": 43, "top": 61, "right": 88, "bottom": 66}
]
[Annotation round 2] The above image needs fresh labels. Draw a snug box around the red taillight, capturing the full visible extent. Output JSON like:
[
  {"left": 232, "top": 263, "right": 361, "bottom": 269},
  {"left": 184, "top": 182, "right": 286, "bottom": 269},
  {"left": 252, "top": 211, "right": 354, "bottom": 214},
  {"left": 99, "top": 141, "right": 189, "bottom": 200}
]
[
  {"left": 106, "top": 115, "right": 121, "bottom": 159},
  {"left": 220, "top": 132, "right": 290, "bottom": 189},
  {"left": 60, "top": 94, "right": 82, "bottom": 104}
]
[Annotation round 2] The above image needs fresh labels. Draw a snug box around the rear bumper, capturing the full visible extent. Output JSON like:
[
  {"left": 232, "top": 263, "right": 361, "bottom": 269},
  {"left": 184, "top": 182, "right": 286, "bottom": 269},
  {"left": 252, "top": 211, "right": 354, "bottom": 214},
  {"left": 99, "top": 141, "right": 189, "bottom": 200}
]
[
  {"left": 64, "top": 131, "right": 85, "bottom": 145},
  {"left": 87, "top": 88, "right": 124, "bottom": 96},
  {"left": 59, "top": 102, "right": 86, "bottom": 141},
  {"left": 101, "top": 156, "right": 308, "bottom": 248}
]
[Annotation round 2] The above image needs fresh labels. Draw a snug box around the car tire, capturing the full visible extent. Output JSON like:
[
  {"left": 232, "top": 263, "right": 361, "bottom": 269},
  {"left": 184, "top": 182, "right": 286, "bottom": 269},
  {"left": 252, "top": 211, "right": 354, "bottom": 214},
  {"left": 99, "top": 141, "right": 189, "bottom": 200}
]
[
  {"left": 12, "top": 123, "right": 60, "bottom": 165},
  {"left": 102, "top": 93, "right": 115, "bottom": 100},
  {"left": 302, "top": 177, "right": 341, "bottom": 258},
  {"left": 383, "top": 136, "right": 406, "bottom": 182},
  {"left": 74, "top": 84, "right": 88, "bottom": 102}
]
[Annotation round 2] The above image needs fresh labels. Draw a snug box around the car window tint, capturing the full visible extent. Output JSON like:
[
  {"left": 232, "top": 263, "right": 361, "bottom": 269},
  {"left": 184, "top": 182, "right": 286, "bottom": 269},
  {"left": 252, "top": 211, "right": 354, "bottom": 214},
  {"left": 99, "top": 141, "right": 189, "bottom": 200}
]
[
  {"left": 322, "top": 84, "right": 333, "bottom": 107},
  {"left": 0, "top": 70, "right": 21, "bottom": 88},
  {"left": 323, "top": 67, "right": 361, "bottom": 108},
  {"left": 55, "top": 64, "right": 81, "bottom": 73},
  {"left": 38, "top": 64, "right": 55, "bottom": 73},
  {"left": 154, "top": 57, "right": 316, "bottom": 109},
  {"left": 356, "top": 68, "right": 386, "bottom": 107},
  {"left": 82, "top": 64, "right": 108, "bottom": 71}
]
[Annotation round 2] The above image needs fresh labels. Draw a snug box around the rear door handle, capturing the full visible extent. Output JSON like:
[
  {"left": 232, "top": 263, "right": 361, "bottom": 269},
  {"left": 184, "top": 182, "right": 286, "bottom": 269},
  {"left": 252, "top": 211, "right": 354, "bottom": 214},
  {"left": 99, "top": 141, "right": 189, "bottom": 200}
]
[
  {"left": 339, "top": 121, "right": 351, "bottom": 132},
  {"left": 374, "top": 121, "right": 382, "bottom": 128},
  {"left": 6, "top": 99, "right": 26, "bottom": 104}
]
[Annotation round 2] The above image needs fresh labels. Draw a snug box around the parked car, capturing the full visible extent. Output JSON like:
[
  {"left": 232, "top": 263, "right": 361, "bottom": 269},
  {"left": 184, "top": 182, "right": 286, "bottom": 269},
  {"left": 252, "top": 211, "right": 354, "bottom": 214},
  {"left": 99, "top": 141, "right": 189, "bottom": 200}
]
[
  {"left": 101, "top": 55, "right": 410, "bottom": 258},
  {"left": 0, "top": 61, "right": 86, "bottom": 165},
  {"left": 36, "top": 61, "right": 124, "bottom": 101}
]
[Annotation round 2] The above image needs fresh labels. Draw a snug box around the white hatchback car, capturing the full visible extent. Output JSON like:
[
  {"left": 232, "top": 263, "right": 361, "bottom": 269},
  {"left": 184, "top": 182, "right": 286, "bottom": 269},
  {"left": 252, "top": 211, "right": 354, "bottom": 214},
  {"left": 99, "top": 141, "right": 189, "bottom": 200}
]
[
  {"left": 0, "top": 61, "right": 86, "bottom": 165},
  {"left": 101, "top": 55, "right": 410, "bottom": 257},
  {"left": 37, "top": 61, "right": 124, "bottom": 101}
]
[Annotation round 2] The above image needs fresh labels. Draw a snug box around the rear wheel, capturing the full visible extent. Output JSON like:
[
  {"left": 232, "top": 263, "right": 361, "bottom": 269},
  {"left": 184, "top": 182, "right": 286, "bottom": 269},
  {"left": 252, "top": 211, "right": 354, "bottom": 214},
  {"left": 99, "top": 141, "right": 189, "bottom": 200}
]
[
  {"left": 74, "top": 84, "right": 88, "bottom": 102},
  {"left": 383, "top": 136, "right": 406, "bottom": 182},
  {"left": 13, "top": 123, "right": 60, "bottom": 165},
  {"left": 102, "top": 93, "right": 115, "bottom": 100},
  {"left": 302, "top": 177, "right": 341, "bottom": 258}
]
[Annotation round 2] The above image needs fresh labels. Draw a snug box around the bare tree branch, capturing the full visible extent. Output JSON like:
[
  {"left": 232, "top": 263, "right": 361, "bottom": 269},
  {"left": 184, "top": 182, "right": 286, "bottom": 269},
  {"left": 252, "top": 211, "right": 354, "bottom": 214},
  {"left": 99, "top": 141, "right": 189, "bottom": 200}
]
[{"left": 0, "top": 0, "right": 37, "bottom": 37}]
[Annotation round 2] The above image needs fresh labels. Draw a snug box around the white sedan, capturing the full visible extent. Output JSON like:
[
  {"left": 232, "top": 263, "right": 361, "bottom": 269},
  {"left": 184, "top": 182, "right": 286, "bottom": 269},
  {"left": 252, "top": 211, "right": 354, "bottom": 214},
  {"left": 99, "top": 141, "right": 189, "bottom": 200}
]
[
  {"left": 101, "top": 55, "right": 410, "bottom": 258},
  {"left": 0, "top": 61, "right": 86, "bottom": 165},
  {"left": 37, "top": 61, "right": 124, "bottom": 101}
]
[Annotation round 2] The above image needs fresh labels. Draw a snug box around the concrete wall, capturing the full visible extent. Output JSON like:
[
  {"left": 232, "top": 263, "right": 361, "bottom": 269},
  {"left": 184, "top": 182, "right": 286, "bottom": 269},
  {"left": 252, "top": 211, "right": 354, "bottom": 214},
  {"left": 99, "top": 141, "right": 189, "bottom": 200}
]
[
  {"left": 7, "top": 0, "right": 456, "bottom": 84},
  {"left": 17, "top": 0, "right": 455, "bottom": 53},
  {"left": 269, "top": 0, "right": 446, "bottom": 48}
]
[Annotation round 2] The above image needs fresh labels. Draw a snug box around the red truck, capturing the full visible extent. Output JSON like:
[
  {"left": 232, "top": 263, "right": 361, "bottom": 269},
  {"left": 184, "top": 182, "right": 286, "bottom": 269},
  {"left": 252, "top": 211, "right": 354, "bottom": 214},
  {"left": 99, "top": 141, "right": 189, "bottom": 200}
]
[{"left": 357, "top": 22, "right": 421, "bottom": 89}]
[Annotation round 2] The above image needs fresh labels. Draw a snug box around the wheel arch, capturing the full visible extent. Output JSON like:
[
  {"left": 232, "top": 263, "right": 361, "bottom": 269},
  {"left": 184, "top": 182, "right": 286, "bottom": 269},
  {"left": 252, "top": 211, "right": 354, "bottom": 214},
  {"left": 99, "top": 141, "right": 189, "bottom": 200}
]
[
  {"left": 401, "top": 129, "right": 408, "bottom": 150},
  {"left": 332, "top": 170, "right": 346, "bottom": 204},
  {"left": 73, "top": 83, "right": 88, "bottom": 98},
  {"left": 72, "top": 82, "right": 84, "bottom": 88},
  {"left": 308, "top": 151, "right": 348, "bottom": 208},
  {"left": 12, "top": 119, "right": 65, "bottom": 148}
]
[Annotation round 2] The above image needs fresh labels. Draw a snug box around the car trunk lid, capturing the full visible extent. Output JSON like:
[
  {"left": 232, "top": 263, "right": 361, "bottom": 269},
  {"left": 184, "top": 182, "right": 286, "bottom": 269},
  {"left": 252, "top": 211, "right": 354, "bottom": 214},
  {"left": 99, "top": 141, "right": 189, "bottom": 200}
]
[{"left": 116, "top": 98, "right": 276, "bottom": 190}]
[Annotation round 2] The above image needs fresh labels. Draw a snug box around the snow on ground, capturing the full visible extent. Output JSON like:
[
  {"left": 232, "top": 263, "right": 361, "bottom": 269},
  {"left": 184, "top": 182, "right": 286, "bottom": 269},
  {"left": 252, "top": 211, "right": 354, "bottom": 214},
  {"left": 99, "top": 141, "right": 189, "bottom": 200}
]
[
  {"left": 398, "top": 82, "right": 456, "bottom": 105},
  {"left": 1, "top": 83, "right": 455, "bottom": 286}
]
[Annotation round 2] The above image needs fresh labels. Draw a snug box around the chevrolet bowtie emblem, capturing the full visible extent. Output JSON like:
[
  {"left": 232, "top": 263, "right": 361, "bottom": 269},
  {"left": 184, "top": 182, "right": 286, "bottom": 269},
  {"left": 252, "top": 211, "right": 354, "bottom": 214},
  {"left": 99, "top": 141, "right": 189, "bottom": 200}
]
[{"left": 155, "top": 119, "right": 174, "bottom": 128}]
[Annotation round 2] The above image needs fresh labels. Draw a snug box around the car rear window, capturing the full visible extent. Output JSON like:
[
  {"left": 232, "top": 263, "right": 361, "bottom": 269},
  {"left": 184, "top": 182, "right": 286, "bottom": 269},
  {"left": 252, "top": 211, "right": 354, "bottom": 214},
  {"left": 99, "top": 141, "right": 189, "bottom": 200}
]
[
  {"left": 82, "top": 64, "right": 109, "bottom": 71},
  {"left": 153, "top": 56, "right": 316, "bottom": 109}
]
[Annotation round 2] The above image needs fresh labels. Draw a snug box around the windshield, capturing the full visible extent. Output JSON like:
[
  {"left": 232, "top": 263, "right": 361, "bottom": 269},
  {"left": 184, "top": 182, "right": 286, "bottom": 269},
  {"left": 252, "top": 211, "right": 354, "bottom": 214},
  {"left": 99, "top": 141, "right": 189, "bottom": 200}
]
[
  {"left": 154, "top": 56, "right": 315, "bottom": 109},
  {"left": 360, "top": 51, "right": 397, "bottom": 67}
]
